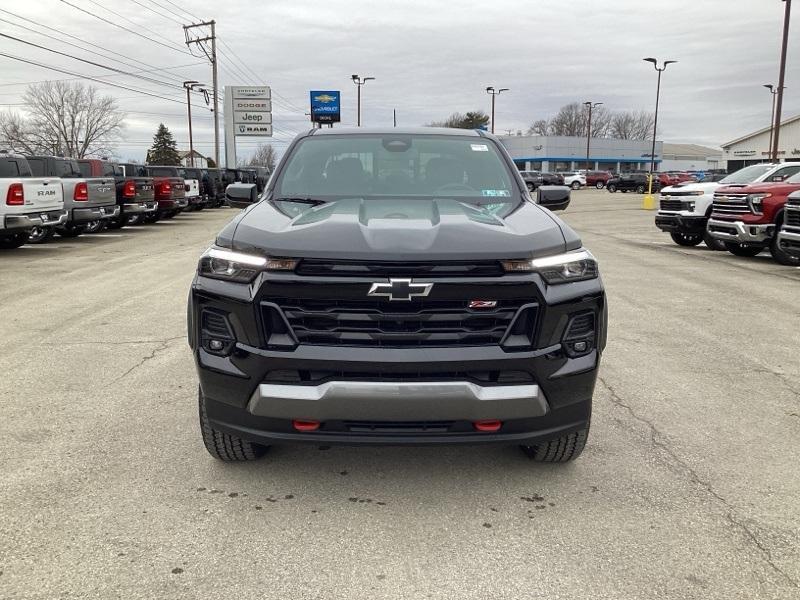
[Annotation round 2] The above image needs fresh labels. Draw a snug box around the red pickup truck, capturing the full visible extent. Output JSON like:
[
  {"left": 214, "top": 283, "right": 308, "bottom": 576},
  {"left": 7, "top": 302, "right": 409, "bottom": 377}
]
[
  {"left": 142, "top": 165, "right": 187, "bottom": 222},
  {"left": 707, "top": 169, "right": 800, "bottom": 265}
]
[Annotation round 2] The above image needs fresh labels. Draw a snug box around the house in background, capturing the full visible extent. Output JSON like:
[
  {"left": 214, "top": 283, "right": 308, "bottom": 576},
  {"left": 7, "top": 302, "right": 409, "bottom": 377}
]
[{"left": 178, "top": 150, "right": 209, "bottom": 168}]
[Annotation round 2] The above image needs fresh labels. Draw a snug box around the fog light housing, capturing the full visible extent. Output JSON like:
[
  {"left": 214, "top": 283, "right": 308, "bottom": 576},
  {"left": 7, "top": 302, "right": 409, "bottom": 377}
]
[
  {"left": 200, "top": 309, "right": 236, "bottom": 356},
  {"left": 562, "top": 311, "right": 596, "bottom": 358}
]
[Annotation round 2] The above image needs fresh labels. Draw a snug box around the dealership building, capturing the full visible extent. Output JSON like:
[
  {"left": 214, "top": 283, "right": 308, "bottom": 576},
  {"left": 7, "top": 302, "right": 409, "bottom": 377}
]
[
  {"left": 721, "top": 114, "right": 800, "bottom": 171},
  {"left": 499, "top": 135, "right": 724, "bottom": 173}
]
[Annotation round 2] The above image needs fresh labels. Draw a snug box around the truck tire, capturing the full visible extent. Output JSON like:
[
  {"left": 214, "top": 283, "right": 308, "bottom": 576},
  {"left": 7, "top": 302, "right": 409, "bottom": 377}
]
[
  {"left": 724, "top": 242, "right": 763, "bottom": 257},
  {"left": 56, "top": 224, "right": 87, "bottom": 238},
  {"left": 595, "top": 181, "right": 605, "bottom": 189},
  {"left": 607, "top": 184, "right": 617, "bottom": 193},
  {"left": 670, "top": 232, "right": 703, "bottom": 246},
  {"left": 520, "top": 425, "right": 589, "bottom": 462},
  {"left": 635, "top": 185, "right": 646, "bottom": 193},
  {"left": 84, "top": 220, "right": 106, "bottom": 234},
  {"left": 198, "top": 388, "right": 268, "bottom": 462},
  {"left": 0, "top": 232, "right": 29, "bottom": 249},
  {"left": 27, "top": 226, "right": 55, "bottom": 244},
  {"left": 770, "top": 228, "right": 800, "bottom": 266},
  {"left": 703, "top": 232, "right": 727, "bottom": 251}
]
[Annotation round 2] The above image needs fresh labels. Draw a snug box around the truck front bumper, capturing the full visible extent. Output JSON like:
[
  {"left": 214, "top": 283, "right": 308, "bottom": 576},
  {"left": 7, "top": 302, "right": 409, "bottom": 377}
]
[
  {"left": 707, "top": 219, "right": 774, "bottom": 244},
  {"left": 655, "top": 213, "right": 706, "bottom": 234},
  {"left": 71, "top": 204, "right": 120, "bottom": 223},
  {"left": 2, "top": 209, "right": 68, "bottom": 231},
  {"left": 777, "top": 226, "right": 800, "bottom": 256}
]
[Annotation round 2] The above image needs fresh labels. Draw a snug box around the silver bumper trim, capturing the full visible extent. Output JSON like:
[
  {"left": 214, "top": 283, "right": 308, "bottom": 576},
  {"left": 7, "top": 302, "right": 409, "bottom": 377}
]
[
  {"left": 247, "top": 381, "right": 548, "bottom": 421},
  {"left": 707, "top": 219, "right": 773, "bottom": 243},
  {"left": 3, "top": 210, "right": 68, "bottom": 230}
]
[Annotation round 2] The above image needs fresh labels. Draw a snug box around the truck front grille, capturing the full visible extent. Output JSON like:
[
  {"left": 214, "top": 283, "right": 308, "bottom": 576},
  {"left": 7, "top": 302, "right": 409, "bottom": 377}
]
[
  {"left": 266, "top": 297, "right": 532, "bottom": 347},
  {"left": 659, "top": 199, "right": 683, "bottom": 211},
  {"left": 296, "top": 259, "right": 504, "bottom": 277},
  {"left": 785, "top": 207, "right": 800, "bottom": 228},
  {"left": 712, "top": 194, "right": 752, "bottom": 216}
]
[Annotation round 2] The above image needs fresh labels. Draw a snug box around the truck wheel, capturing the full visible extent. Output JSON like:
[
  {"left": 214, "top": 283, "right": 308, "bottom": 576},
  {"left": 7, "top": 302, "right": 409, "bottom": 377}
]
[
  {"left": 520, "top": 425, "right": 589, "bottom": 463},
  {"left": 703, "top": 232, "right": 727, "bottom": 251},
  {"left": 635, "top": 185, "right": 646, "bottom": 193},
  {"left": 724, "top": 242, "right": 763, "bottom": 257},
  {"left": 570, "top": 181, "right": 581, "bottom": 190},
  {"left": 607, "top": 184, "right": 617, "bottom": 193},
  {"left": 198, "top": 388, "right": 268, "bottom": 462},
  {"left": 126, "top": 214, "right": 143, "bottom": 226},
  {"left": 595, "top": 181, "right": 605, "bottom": 189},
  {"left": 670, "top": 232, "right": 703, "bottom": 246},
  {"left": 770, "top": 231, "right": 800, "bottom": 266},
  {"left": 27, "top": 226, "right": 55, "bottom": 244},
  {"left": 56, "top": 224, "right": 87, "bottom": 238},
  {"left": 0, "top": 232, "right": 29, "bottom": 249}
]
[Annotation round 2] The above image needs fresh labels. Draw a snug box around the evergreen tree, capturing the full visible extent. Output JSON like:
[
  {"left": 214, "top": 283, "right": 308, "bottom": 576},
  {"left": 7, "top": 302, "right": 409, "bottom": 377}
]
[{"left": 146, "top": 123, "right": 180, "bottom": 165}]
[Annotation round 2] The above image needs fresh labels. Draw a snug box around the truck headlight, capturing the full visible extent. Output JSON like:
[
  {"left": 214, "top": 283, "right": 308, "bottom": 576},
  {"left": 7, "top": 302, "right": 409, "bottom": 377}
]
[
  {"left": 198, "top": 247, "right": 297, "bottom": 283},
  {"left": 747, "top": 193, "right": 770, "bottom": 214},
  {"left": 502, "top": 250, "right": 598, "bottom": 284}
]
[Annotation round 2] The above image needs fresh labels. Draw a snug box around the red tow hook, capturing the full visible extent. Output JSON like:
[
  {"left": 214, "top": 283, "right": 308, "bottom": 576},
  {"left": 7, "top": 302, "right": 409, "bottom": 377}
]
[
  {"left": 473, "top": 420, "right": 502, "bottom": 432},
  {"left": 292, "top": 420, "right": 321, "bottom": 432}
]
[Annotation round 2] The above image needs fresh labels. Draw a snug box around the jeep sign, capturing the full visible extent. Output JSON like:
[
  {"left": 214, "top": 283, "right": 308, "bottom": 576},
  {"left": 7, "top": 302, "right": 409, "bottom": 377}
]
[{"left": 233, "top": 111, "right": 273, "bottom": 125}]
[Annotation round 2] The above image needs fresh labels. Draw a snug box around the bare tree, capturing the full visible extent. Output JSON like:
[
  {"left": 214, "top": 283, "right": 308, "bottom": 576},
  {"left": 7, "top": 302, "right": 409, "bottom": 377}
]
[
  {"left": 247, "top": 143, "right": 277, "bottom": 171},
  {"left": 527, "top": 119, "right": 549, "bottom": 136},
  {"left": 526, "top": 104, "right": 653, "bottom": 140},
  {"left": 427, "top": 111, "right": 490, "bottom": 129},
  {"left": 610, "top": 110, "right": 655, "bottom": 140},
  {"left": 0, "top": 81, "right": 123, "bottom": 158}
]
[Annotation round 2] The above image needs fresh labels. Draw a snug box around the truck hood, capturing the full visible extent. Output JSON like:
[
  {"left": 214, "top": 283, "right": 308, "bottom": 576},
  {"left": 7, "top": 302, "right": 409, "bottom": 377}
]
[
  {"left": 226, "top": 197, "right": 573, "bottom": 261},
  {"left": 660, "top": 181, "right": 721, "bottom": 194},
  {"left": 715, "top": 181, "right": 800, "bottom": 195}
]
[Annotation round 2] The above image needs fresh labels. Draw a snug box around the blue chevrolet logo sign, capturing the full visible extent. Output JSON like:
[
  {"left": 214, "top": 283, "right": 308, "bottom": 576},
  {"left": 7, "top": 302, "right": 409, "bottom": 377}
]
[{"left": 310, "top": 90, "right": 341, "bottom": 123}]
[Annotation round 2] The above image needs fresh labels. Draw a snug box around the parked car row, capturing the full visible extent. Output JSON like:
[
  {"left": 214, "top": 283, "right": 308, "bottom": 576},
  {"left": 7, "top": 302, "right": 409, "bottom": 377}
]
[
  {"left": 654, "top": 162, "right": 800, "bottom": 266},
  {"left": 520, "top": 169, "right": 717, "bottom": 193},
  {"left": 0, "top": 151, "right": 269, "bottom": 249}
]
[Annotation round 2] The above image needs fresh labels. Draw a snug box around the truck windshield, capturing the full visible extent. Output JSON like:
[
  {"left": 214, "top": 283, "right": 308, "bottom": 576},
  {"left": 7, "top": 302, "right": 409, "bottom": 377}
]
[
  {"left": 274, "top": 134, "right": 518, "bottom": 209},
  {"left": 719, "top": 164, "right": 776, "bottom": 185}
]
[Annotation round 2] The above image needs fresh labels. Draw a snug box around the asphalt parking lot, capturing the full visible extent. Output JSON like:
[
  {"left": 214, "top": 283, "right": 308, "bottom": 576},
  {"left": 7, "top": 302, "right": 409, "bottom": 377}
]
[{"left": 1, "top": 190, "right": 798, "bottom": 600}]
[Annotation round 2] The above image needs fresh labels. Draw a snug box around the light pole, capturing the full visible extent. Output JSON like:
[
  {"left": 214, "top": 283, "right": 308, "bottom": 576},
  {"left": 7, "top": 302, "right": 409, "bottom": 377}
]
[
  {"left": 351, "top": 74, "right": 375, "bottom": 127},
  {"left": 642, "top": 58, "right": 676, "bottom": 209},
  {"left": 584, "top": 101, "right": 603, "bottom": 172},
  {"left": 183, "top": 80, "right": 207, "bottom": 167},
  {"left": 771, "top": 0, "right": 792, "bottom": 161},
  {"left": 485, "top": 86, "right": 509, "bottom": 134},
  {"left": 764, "top": 84, "right": 780, "bottom": 159}
]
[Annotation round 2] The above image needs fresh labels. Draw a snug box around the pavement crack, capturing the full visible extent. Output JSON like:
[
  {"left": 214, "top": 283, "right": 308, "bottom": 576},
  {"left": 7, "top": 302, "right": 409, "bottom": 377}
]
[
  {"left": 598, "top": 376, "right": 798, "bottom": 588},
  {"left": 109, "top": 336, "right": 184, "bottom": 384}
]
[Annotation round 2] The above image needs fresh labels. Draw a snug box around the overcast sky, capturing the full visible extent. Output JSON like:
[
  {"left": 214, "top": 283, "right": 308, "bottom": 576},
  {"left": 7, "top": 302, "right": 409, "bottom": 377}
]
[{"left": 0, "top": 0, "right": 797, "bottom": 163}]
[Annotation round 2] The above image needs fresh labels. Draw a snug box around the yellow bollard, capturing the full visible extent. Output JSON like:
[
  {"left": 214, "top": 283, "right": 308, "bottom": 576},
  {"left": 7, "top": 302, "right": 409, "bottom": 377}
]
[{"left": 642, "top": 174, "right": 657, "bottom": 210}]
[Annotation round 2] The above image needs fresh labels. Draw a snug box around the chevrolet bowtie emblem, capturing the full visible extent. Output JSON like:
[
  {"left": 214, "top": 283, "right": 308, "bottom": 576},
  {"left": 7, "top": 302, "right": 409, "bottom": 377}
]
[{"left": 367, "top": 279, "right": 433, "bottom": 301}]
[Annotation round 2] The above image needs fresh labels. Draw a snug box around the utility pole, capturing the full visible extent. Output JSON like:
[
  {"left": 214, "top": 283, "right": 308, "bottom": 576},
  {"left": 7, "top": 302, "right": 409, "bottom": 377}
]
[
  {"left": 184, "top": 20, "right": 219, "bottom": 166},
  {"left": 393, "top": 109, "right": 397, "bottom": 127},
  {"left": 771, "top": 0, "right": 792, "bottom": 162},
  {"left": 584, "top": 101, "right": 603, "bottom": 172},
  {"left": 183, "top": 81, "right": 208, "bottom": 168},
  {"left": 485, "top": 86, "right": 509, "bottom": 134}
]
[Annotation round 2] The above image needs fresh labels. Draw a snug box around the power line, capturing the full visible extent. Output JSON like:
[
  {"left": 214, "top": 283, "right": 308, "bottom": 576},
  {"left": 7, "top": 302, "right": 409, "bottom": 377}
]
[
  {"left": 0, "top": 61, "right": 204, "bottom": 89},
  {"left": 59, "top": 0, "right": 193, "bottom": 57},
  {"left": 0, "top": 8, "right": 200, "bottom": 83}
]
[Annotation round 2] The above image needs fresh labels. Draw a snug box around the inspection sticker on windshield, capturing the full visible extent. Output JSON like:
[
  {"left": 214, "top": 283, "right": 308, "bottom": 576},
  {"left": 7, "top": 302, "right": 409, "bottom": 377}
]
[
  {"left": 481, "top": 189, "right": 510, "bottom": 197},
  {"left": 470, "top": 144, "right": 489, "bottom": 152}
]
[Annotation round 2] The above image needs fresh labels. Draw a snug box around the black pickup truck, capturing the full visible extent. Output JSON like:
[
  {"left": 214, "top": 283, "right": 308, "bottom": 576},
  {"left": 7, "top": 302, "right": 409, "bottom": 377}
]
[{"left": 189, "top": 128, "right": 606, "bottom": 464}]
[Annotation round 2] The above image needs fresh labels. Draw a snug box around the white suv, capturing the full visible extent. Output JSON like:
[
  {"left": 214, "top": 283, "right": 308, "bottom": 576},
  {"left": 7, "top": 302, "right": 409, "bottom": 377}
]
[{"left": 559, "top": 172, "right": 586, "bottom": 190}]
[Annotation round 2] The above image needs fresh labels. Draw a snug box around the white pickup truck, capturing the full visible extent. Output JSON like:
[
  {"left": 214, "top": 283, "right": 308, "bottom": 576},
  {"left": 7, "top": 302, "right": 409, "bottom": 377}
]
[
  {"left": 178, "top": 167, "right": 202, "bottom": 211},
  {"left": 0, "top": 152, "right": 66, "bottom": 249},
  {"left": 655, "top": 162, "right": 800, "bottom": 249}
]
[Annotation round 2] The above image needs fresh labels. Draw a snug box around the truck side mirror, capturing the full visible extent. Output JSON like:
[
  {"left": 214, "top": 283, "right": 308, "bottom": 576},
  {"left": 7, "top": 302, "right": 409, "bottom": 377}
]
[
  {"left": 225, "top": 183, "right": 258, "bottom": 208},
  {"left": 536, "top": 185, "right": 571, "bottom": 212},
  {"left": 771, "top": 175, "right": 785, "bottom": 182}
]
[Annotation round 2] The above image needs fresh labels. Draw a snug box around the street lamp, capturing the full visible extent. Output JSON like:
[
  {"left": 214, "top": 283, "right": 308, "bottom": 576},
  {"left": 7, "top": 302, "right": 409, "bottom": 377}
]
[
  {"left": 183, "top": 80, "right": 207, "bottom": 167},
  {"left": 351, "top": 74, "right": 375, "bottom": 127},
  {"left": 771, "top": 0, "right": 792, "bottom": 162},
  {"left": 764, "top": 84, "right": 780, "bottom": 159},
  {"left": 642, "top": 58, "right": 676, "bottom": 209},
  {"left": 584, "top": 101, "right": 603, "bottom": 173},
  {"left": 485, "top": 86, "right": 509, "bottom": 134}
]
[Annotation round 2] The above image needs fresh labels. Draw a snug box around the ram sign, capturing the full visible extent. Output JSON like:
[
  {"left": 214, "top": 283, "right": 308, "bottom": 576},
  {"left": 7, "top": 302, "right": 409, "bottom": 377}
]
[{"left": 310, "top": 90, "right": 341, "bottom": 123}]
